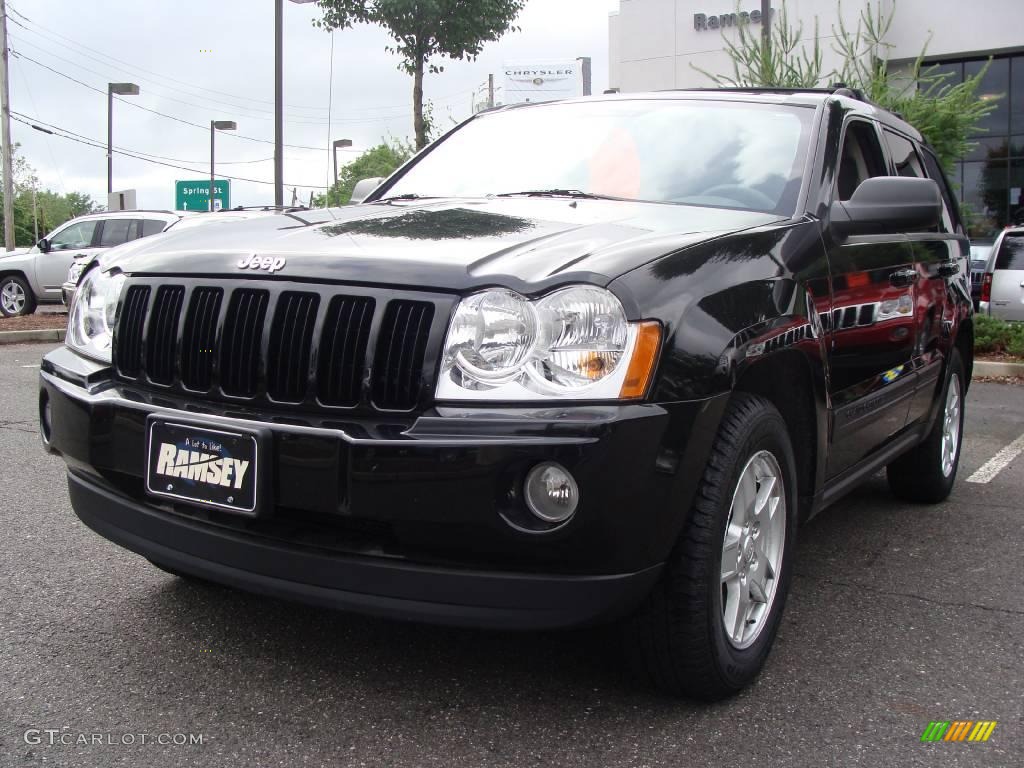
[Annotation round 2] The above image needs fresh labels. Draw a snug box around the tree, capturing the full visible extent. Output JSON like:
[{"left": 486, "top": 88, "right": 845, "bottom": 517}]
[
  {"left": 314, "top": 0, "right": 526, "bottom": 150},
  {"left": 315, "top": 139, "right": 413, "bottom": 206},
  {"left": 1, "top": 145, "right": 100, "bottom": 246},
  {"left": 698, "top": 1, "right": 997, "bottom": 173}
]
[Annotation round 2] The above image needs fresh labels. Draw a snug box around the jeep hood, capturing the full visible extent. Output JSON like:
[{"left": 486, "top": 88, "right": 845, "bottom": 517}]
[{"left": 113, "top": 198, "right": 784, "bottom": 294}]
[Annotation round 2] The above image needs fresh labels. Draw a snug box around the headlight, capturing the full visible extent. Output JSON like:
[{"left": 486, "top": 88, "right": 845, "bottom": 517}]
[
  {"left": 437, "top": 286, "right": 661, "bottom": 401},
  {"left": 66, "top": 268, "right": 125, "bottom": 363},
  {"left": 67, "top": 260, "right": 88, "bottom": 285}
]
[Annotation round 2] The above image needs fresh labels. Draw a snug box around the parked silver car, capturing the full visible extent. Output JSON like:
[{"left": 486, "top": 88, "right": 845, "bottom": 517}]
[
  {"left": 980, "top": 226, "right": 1024, "bottom": 322},
  {"left": 0, "top": 210, "right": 181, "bottom": 316}
]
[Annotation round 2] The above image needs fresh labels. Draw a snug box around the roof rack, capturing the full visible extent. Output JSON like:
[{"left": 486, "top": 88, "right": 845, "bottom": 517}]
[{"left": 675, "top": 85, "right": 871, "bottom": 102}]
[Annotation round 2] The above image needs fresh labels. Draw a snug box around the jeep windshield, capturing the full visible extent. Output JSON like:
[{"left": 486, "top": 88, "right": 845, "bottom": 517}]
[{"left": 380, "top": 99, "right": 813, "bottom": 214}]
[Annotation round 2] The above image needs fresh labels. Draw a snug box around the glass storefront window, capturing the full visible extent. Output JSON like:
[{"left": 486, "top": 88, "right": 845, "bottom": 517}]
[
  {"left": 1012, "top": 57, "right": 1024, "bottom": 134},
  {"left": 966, "top": 58, "right": 1010, "bottom": 136}
]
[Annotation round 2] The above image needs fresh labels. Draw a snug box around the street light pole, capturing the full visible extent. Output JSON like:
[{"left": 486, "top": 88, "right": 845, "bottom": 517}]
[
  {"left": 107, "top": 82, "right": 140, "bottom": 196},
  {"left": 210, "top": 120, "right": 237, "bottom": 212},
  {"left": 332, "top": 138, "right": 352, "bottom": 196}
]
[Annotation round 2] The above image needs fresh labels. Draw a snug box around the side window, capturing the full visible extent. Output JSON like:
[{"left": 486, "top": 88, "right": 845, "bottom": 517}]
[
  {"left": 49, "top": 221, "right": 98, "bottom": 251},
  {"left": 141, "top": 219, "right": 168, "bottom": 238},
  {"left": 97, "top": 219, "right": 135, "bottom": 247},
  {"left": 921, "top": 149, "right": 961, "bottom": 234},
  {"left": 995, "top": 233, "right": 1024, "bottom": 270},
  {"left": 883, "top": 130, "right": 926, "bottom": 178},
  {"left": 835, "top": 120, "right": 887, "bottom": 201}
]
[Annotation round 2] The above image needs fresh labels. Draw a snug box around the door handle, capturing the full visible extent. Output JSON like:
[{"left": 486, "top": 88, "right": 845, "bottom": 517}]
[
  {"left": 936, "top": 262, "right": 960, "bottom": 278},
  {"left": 889, "top": 268, "right": 918, "bottom": 287}
]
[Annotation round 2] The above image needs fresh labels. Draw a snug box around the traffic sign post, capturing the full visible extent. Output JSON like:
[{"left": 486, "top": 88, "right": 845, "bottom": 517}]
[{"left": 175, "top": 180, "right": 230, "bottom": 211}]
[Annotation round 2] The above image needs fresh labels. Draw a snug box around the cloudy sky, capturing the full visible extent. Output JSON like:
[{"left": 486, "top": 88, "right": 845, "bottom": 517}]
[{"left": 8, "top": 0, "right": 620, "bottom": 214}]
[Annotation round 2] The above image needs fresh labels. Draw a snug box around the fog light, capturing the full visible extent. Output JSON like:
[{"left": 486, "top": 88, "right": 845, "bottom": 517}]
[{"left": 524, "top": 462, "right": 579, "bottom": 524}]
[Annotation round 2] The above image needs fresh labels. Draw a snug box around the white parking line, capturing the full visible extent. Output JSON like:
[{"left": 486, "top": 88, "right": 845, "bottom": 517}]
[{"left": 966, "top": 432, "right": 1024, "bottom": 484}]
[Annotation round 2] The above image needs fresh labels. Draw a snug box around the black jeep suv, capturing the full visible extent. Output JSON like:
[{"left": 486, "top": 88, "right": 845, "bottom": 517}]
[{"left": 40, "top": 89, "right": 972, "bottom": 700}]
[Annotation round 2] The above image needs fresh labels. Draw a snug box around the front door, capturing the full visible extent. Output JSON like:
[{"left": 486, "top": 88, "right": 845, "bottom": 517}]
[
  {"left": 825, "top": 119, "right": 918, "bottom": 478},
  {"left": 34, "top": 219, "right": 102, "bottom": 302}
]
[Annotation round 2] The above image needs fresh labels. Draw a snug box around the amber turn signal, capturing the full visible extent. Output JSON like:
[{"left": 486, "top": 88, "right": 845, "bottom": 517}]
[{"left": 619, "top": 321, "right": 662, "bottom": 399}]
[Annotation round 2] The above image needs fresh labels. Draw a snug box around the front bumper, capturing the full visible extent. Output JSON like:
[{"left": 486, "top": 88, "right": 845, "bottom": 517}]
[{"left": 40, "top": 346, "right": 726, "bottom": 629}]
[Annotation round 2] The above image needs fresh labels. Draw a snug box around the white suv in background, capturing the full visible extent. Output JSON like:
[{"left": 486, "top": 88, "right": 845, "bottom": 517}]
[
  {"left": 980, "top": 226, "right": 1024, "bottom": 322},
  {"left": 0, "top": 210, "right": 181, "bottom": 316}
]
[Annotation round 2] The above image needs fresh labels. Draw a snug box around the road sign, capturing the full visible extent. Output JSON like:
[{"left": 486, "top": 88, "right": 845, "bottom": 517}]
[{"left": 175, "top": 180, "right": 230, "bottom": 211}]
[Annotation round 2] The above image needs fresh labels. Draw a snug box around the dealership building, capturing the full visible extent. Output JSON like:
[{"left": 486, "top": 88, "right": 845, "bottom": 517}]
[{"left": 608, "top": 0, "right": 1024, "bottom": 236}]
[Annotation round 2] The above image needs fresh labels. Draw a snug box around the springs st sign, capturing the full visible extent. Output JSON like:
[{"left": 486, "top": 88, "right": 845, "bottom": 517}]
[{"left": 175, "top": 180, "right": 231, "bottom": 211}]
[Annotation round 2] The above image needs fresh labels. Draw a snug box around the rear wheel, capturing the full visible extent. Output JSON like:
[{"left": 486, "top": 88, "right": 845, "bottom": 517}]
[
  {"left": 622, "top": 393, "right": 798, "bottom": 700},
  {"left": 0, "top": 275, "right": 36, "bottom": 317},
  {"left": 886, "top": 350, "right": 965, "bottom": 503}
]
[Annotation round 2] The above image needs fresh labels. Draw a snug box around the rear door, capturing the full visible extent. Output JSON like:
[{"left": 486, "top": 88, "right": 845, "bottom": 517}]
[
  {"left": 33, "top": 218, "right": 101, "bottom": 301},
  {"left": 988, "top": 231, "right": 1024, "bottom": 321},
  {"left": 825, "top": 118, "right": 918, "bottom": 477},
  {"left": 888, "top": 135, "right": 969, "bottom": 424}
]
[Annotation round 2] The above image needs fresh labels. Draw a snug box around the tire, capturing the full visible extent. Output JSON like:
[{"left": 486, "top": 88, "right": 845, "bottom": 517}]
[
  {"left": 622, "top": 393, "right": 798, "bottom": 700},
  {"left": 886, "top": 350, "right": 965, "bottom": 503},
  {"left": 0, "top": 274, "right": 37, "bottom": 317}
]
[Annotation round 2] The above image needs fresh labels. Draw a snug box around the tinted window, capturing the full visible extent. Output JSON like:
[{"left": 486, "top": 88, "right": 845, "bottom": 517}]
[
  {"left": 921, "top": 149, "right": 961, "bottom": 233},
  {"left": 49, "top": 220, "right": 98, "bottom": 250},
  {"left": 884, "top": 130, "right": 926, "bottom": 178},
  {"left": 142, "top": 219, "right": 168, "bottom": 237},
  {"left": 835, "top": 120, "right": 887, "bottom": 201},
  {"left": 995, "top": 233, "right": 1024, "bottom": 270},
  {"left": 98, "top": 219, "right": 135, "bottom": 247},
  {"left": 384, "top": 100, "right": 814, "bottom": 213}
]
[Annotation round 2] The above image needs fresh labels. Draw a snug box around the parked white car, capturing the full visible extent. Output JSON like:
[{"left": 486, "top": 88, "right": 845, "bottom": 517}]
[
  {"left": 980, "top": 226, "right": 1024, "bottom": 322},
  {"left": 0, "top": 210, "right": 181, "bottom": 316}
]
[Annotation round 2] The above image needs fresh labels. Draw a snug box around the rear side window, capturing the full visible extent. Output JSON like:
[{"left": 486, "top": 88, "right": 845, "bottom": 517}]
[
  {"left": 920, "top": 149, "right": 961, "bottom": 233},
  {"left": 142, "top": 219, "right": 168, "bottom": 237},
  {"left": 835, "top": 120, "right": 887, "bottom": 201},
  {"left": 883, "top": 130, "right": 926, "bottom": 178},
  {"left": 98, "top": 219, "right": 136, "bottom": 247},
  {"left": 995, "top": 233, "right": 1024, "bottom": 270}
]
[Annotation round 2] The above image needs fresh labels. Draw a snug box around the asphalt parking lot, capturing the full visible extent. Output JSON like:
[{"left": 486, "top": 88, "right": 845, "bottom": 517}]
[{"left": 2, "top": 342, "right": 1022, "bottom": 768}]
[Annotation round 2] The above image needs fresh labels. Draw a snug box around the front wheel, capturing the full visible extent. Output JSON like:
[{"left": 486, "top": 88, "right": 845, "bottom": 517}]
[
  {"left": 886, "top": 350, "right": 965, "bottom": 503},
  {"left": 0, "top": 275, "right": 36, "bottom": 317},
  {"left": 622, "top": 393, "right": 798, "bottom": 699}
]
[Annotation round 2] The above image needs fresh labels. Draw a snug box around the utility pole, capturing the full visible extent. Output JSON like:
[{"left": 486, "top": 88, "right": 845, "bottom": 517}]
[
  {"left": 487, "top": 74, "right": 495, "bottom": 109},
  {"left": 1, "top": 0, "right": 15, "bottom": 251},
  {"left": 31, "top": 185, "right": 37, "bottom": 242},
  {"left": 761, "top": 0, "right": 771, "bottom": 43},
  {"left": 274, "top": 0, "right": 284, "bottom": 207}
]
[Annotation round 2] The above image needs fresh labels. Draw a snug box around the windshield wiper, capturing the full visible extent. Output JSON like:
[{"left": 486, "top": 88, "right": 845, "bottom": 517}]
[
  {"left": 375, "top": 193, "right": 431, "bottom": 202},
  {"left": 495, "top": 188, "right": 616, "bottom": 200}
]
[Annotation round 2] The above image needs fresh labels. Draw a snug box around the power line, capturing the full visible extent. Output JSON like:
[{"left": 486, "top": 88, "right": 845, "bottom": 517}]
[
  {"left": 9, "top": 35, "right": 403, "bottom": 127},
  {"left": 12, "top": 111, "right": 276, "bottom": 165},
  {"left": 11, "top": 114, "right": 330, "bottom": 189},
  {"left": 7, "top": 3, "right": 470, "bottom": 117},
  {"left": 9, "top": 49, "right": 356, "bottom": 152}
]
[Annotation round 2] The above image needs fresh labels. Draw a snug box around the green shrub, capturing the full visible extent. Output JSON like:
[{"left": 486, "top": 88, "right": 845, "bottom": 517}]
[{"left": 975, "top": 315, "right": 1024, "bottom": 357}]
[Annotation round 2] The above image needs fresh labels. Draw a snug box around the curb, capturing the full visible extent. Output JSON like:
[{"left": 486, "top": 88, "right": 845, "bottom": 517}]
[
  {"left": 0, "top": 328, "right": 66, "bottom": 345},
  {"left": 974, "top": 360, "right": 1024, "bottom": 378}
]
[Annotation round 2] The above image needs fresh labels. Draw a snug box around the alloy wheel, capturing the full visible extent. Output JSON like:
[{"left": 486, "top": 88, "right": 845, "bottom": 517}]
[
  {"left": 941, "top": 374, "right": 961, "bottom": 478},
  {"left": 720, "top": 449, "right": 787, "bottom": 650},
  {"left": 1, "top": 280, "right": 26, "bottom": 315}
]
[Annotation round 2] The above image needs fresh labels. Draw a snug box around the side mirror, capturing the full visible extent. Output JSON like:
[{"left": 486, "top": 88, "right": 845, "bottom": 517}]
[
  {"left": 37, "top": 238, "right": 50, "bottom": 253},
  {"left": 349, "top": 177, "right": 385, "bottom": 205},
  {"left": 830, "top": 176, "right": 941, "bottom": 237}
]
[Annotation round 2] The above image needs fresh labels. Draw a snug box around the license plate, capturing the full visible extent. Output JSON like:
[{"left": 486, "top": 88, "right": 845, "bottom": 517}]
[{"left": 146, "top": 420, "right": 259, "bottom": 515}]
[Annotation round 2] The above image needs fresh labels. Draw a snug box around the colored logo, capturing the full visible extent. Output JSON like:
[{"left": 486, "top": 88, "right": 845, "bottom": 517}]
[{"left": 921, "top": 721, "right": 997, "bottom": 742}]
